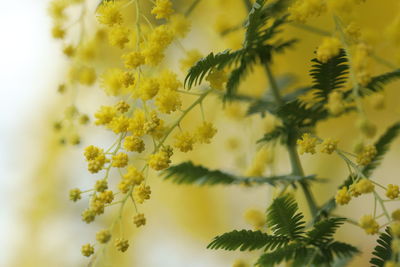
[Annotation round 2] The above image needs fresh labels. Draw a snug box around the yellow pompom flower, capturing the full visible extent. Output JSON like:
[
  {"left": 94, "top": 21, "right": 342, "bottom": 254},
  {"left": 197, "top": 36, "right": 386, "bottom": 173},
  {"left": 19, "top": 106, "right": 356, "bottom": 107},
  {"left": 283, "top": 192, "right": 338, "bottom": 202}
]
[
  {"left": 94, "top": 179, "right": 108, "bottom": 192},
  {"left": 356, "top": 144, "right": 377, "bottom": 166},
  {"left": 81, "top": 209, "right": 96, "bottom": 223},
  {"left": 206, "top": 69, "right": 228, "bottom": 90},
  {"left": 108, "top": 25, "right": 130, "bottom": 49},
  {"left": 158, "top": 70, "right": 182, "bottom": 91},
  {"left": 316, "top": 37, "right": 341, "bottom": 63},
  {"left": 327, "top": 91, "right": 345, "bottom": 115},
  {"left": 180, "top": 49, "right": 202, "bottom": 72},
  {"left": 354, "top": 178, "right": 374, "bottom": 194},
  {"left": 245, "top": 146, "right": 274, "bottom": 176},
  {"left": 77, "top": 41, "right": 97, "bottom": 63},
  {"left": 87, "top": 153, "right": 106, "bottom": 174},
  {"left": 297, "top": 133, "right": 318, "bottom": 155},
  {"left": 386, "top": 184, "right": 399, "bottom": 200},
  {"left": 391, "top": 222, "right": 400, "bottom": 238},
  {"left": 115, "top": 238, "right": 129, "bottom": 252},
  {"left": 69, "top": 188, "right": 82, "bottom": 202},
  {"left": 100, "top": 68, "right": 129, "bottom": 96},
  {"left": 174, "top": 131, "right": 196, "bottom": 152},
  {"left": 244, "top": 209, "right": 266, "bottom": 230},
  {"left": 95, "top": 106, "right": 116, "bottom": 126},
  {"left": 51, "top": 24, "right": 66, "bottom": 39},
  {"left": 96, "top": 1, "right": 123, "bottom": 26},
  {"left": 150, "top": 25, "right": 174, "bottom": 48},
  {"left": 148, "top": 149, "right": 172, "bottom": 170},
  {"left": 128, "top": 109, "right": 146, "bottom": 137},
  {"left": 142, "top": 43, "right": 165, "bottom": 66},
  {"left": 111, "top": 153, "right": 129, "bottom": 168},
  {"left": 151, "top": 0, "right": 174, "bottom": 20},
  {"left": 320, "top": 138, "right": 339, "bottom": 154},
  {"left": 359, "top": 215, "right": 379, "bottom": 235},
  {"left": 155, "top": 89, "right": 182, "bottom": 114},
  {"left": 96, "top": 229, "right": 111, "bottom": 244},
  {"left": 122, "top": 51, "right": 145, "bottom": 69},
  {"left": 48, "top": 0, "right": 68, "bottom": 20},
  {"left": 84, "top": 145, "right": 103, "bottom": 161},
  {"left": 123, "top": 166, "right": 144, "bottom": 185},
  {"left": 288, "top": 0, "right": 326, "bottom": 23},
  {"left": 133, "top": 213, "right": 146, "bottom": 227},
  {"left": 108, "top": 115, "right": 130, "bottom": 133},
  {"left": 169, "top": 14, "right": 190, "bottom": 38},
  {"left": 81, "top": 243, "right": 94, "bottom": 257},
  {"left": 392, "top": 209, "right": 400, "bottom": 221},
  {"left": 137, "top": 77, "right": 160, "bottom": 100},
  {"left": 134, "top": 182, "right": 151, "bottom": 204},
  {"left": 63, "top": 44, "right": 75, "bottom": 57},
  {"left": 78, "top": 66, "right": 97, "bottom": 86},
  {"left": 196, "top": 122, "right": 217, "bottom": 144},
  {"left": 115, "top": 101, "right": 130, "bottom": 113},
  {"left": 232, "top": 259, "right": 248, "bottom": 267},
  {"left": 124, "top": 136, "right": 145, "bottom": 152},
  {"left": 335, "top": 187, "right": 351, "bottom": 205},
  {"left": 98, "top": 190, "right": 114, "bottom": 204}
]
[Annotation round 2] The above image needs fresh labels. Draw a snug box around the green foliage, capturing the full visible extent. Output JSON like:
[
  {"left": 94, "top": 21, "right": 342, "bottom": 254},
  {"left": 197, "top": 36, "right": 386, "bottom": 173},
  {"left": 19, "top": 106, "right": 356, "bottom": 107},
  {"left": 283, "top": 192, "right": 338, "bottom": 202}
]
[
  {"left": 307, "top": 218, "right": 346, "bottom": 246},
  {"left": 184, "top": 0, "right": 296, "bottom": 98},
  {"left": 362, "top": 69, "right": 400, "bottom": 95},
  {"left": 362, "top": 122, "right": 400, "bottom": 177},
  {"left": 162, "top": 161, "right": 316, "bottom": 186},
  {"left": 208, "top": 196, "right": 358, "bottom": 266},
  {"left": 370, "top": 228, "right": 393, "bottom": 267},
  {"left": 317, "top": 122, "right": 400, "bottom": 220},
  {"left": 257, "top": 126, "right": 287, "bottom": 144},
  {"left": 310, "top": 49, "right": 349, "bottom": 103},
  {"left": 207, "top": 230, "right": 289, "bottom": 251},
  {"left": 184, "top": 50, "right": 243, "bottom": 89},
  {"left": 266, "top": 195, "right": 305, "bottom": 239}
]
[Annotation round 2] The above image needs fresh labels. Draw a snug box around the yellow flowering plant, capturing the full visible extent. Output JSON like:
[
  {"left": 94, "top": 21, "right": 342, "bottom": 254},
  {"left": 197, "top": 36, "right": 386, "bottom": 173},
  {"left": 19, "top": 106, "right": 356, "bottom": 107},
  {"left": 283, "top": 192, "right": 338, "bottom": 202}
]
[{"left": 27, "top": 0, "right": 400, "bottom": 266}]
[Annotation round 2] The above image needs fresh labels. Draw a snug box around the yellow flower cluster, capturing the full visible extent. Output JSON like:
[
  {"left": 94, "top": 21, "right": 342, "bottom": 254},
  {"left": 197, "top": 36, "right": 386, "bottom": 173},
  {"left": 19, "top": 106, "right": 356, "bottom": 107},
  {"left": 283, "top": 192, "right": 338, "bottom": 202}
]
[
  {"left": 349, "top": 178, "right": 374, "bottom": 197},
  {"left": 151, "top": 0, "right": 174, "bottom": 20},
  {"left": 119, "top": 166, "right": 144, "bottom": 193},
  {"left": 148, "top": 146, "right": 173, "bottom": 170},
  {"left": 133, "top": 213, "right": 146, "bottom": 227},
  {"left": 335, "top": 187, "right": 351, "bottom": 205},
  {"left": 96, "top": 229, "right": 111, "bottom": 244},
  {"left": 320, "top": 138, "right": 339, "bottom": 154},
  {"left": 359, "top": 215, "right": 379, "bottom": 235},
  {"left": 84, "top": 145, "right": 106, "bottom": 173},
  {"left": 356, "top": 144, "right": 377, "bottom": 166},
  {"left": 386, "top": 184, "right": 400, "bottom": 200},
  {"left": 96, "top": 1, "right": 123, "bottom": 26},
  {"left": 353, "top": 44, "right": 372, "bottom": 86},
  {"left": 327, "top": 91, "right": 345, "bottom": 116},
  {"left": 288, "top": 0, "right": 326, "bottom": 23},
  {"left": 316, "top": 37, "right": 341, "bottom": 63},
  {"left": 244, "top": 209, "right": 266, "bottom": 230},
  {"left": 115, "top": 238, "right": 129, "bottom": 252},
  {"left": 81, "top": 243, "right": 94, "bottom": 257},
  {"left": 297, "top": 133, "right": 318, "bottom": 155},
  {"left": 206, "top": 69, "right": 228, "bottom": 90},
  {"left": 134, "top": 182, "right": 151, "bottom": 204}
]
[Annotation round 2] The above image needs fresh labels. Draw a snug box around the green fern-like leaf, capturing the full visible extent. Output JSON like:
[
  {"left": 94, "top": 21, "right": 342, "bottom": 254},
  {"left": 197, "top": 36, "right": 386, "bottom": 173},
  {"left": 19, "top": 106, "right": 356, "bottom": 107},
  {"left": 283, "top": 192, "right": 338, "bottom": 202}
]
[
  {"left": 362, "top": 122, "right": 400, "bottom": 177},
  {"left": 162, "top": 161, "right": 315, "bottom": 186},
  {"left": 316, "top": 241, "right": 359, "bottom": 264},
  {"left": 207, "top": 230, "right": 290, "bottom": 251},
  {"left": 256, "top": 243, "right": 310, "bottom": 267},
  {"left": 363, "top": 69, "right": 400, "bottom": 95},
  {"left": 184, "top": 50, "right": 243, "bottom": 89},
  {"left": 370, "top": 228, "right": 393, "bottom": 267},
  {"left": 309, "top": 49, "right": 349, "bottom": 103},
  {"left": 307, "top": 217, "right": 346, "bottom": 246},
  {"left": 257, "top": 126, "right": 287, "bottom": 144},
  {"left": 266, "top": 195, "right": 305, "bottom": 239}
]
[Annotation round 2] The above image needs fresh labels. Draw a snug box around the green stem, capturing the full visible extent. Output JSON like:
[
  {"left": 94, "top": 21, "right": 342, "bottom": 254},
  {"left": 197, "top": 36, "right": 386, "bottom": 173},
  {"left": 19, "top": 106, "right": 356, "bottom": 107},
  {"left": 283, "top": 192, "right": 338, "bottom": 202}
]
[
  {"left": 185, "top": 0, "right": 202, "bottom": 16},
  {"left": 243, "top": 0, "right": 252, "bottom": 11},
  {"left": 264, "top": 64, "right": 284, "bottom": 106},
  {"left": 264, "top": 63, "right": 318, "bottom": 216}
]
